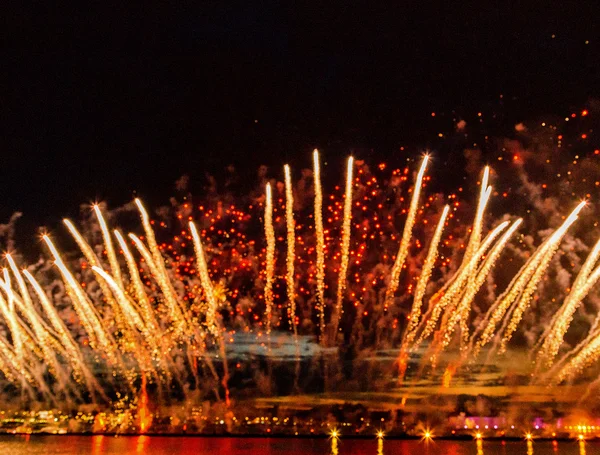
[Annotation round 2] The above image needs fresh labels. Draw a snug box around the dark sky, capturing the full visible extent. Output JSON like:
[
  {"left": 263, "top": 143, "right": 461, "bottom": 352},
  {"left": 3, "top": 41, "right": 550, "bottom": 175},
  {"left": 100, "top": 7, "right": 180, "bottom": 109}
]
[{"left": 1, "top": 2, "right": 599, "bottom": 230}]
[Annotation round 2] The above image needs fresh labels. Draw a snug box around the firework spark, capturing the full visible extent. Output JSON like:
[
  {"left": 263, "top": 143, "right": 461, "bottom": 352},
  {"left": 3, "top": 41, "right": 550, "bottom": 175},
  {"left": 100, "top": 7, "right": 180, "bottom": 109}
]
[
  {"left": 284, "top": 165, "right": 297, "bottom": 335},
  {"left": 93, "top": 205, "right": 123, "bottom": 288},
  {"left": 536, "top": 236, "right": 600, "bottom": 370},
  {"left": 415, "top": 220, "right": 509, "bottom": 349},
  {"left": 442, "top": 218, "right": 522, "bottom": 352},
  {"left": 331, "top": 157, "right": 354, "bottom": 341},
  {"left": 313, "top": 149, "right": 326, "bottom": 341},
  {"left": 0, "top": 151, "right": 597, "bottom": 425},
  {"left": 499, "top": 201, "right": 586, "bottom": 353},
  {"left": 404, "top": 204, "right": 450, "bottom": 348},
  {"left": 473, "top": 202, "right": 586, "bottom": 357},
  {"left": 263, "top": 183, "right": 276, "bottom": 339},
  {"left": 384, "top": 155, "right": 429, "bottom": 311}
]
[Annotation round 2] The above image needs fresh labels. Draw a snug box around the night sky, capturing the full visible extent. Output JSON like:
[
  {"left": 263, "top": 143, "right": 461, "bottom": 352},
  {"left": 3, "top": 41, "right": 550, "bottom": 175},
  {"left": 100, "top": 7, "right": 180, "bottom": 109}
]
[{"left": 1, "top": 2, "right": 599, "bottom": 232}]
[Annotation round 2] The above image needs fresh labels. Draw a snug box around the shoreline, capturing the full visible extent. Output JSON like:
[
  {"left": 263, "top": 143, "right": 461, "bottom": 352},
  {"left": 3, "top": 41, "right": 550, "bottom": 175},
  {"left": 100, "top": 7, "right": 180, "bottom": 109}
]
[{"left": 2, "top": 432, "right": 598, "bottom": 442}]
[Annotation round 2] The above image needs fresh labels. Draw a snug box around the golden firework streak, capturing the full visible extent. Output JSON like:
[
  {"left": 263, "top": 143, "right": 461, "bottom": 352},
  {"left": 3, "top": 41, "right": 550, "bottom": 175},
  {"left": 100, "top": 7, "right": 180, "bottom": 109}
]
[
  {"left": 331, "top": 157, "right": 354, "bottom": 340},
  {"left": 189, "top": 221, "right": 231, "bottom": 405},
  {"left": 499, "top": 201, "right": 586, "bottom": 353},
  {"left": 415, "top": 221, "right": 509, "bottom": 348},
  {"left": 397, "top": 204, "right": 449, "bottom": 381},
  {"left": 404, "top": 205, "right": 450, "bottom": 349},
  {"left": 264, "top": 183, "right": 276, "bottom": 338},
  {"left": 536, "top": 236, "right": 600, "bottom": 369},
  {"left": 384, "top": 155, "right": 429, "bottom": 311},
  {"left": 284, "top": 165, "right": 297, "bottom": 335},
  {"left": 134, "top": 199, "right": 187, "bottom": 334},
  {"left": 442, "top": 218, "right": 522, "bottom": 351},
  {"left": 113, "top": 230, "right": 159, "bottom": 336},
  {"left": 313, "top": 150, "right": 326, "bottom": 341},
  {"left": 93, "top": 205, "right": 123, "bottom": 288}
]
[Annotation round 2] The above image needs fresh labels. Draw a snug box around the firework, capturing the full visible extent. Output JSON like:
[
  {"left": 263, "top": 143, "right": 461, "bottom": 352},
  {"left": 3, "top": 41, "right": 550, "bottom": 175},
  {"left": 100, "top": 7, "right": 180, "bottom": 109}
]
[
  {"left": 189, "top": 221, "right": 230, "bottom": 405},
  {"left": 91, "top": 266, "right": 146, "bottom": 334},
  {"left": 313, "top": 149, "right": 326, "bottom": 341},
  {"left": 554, "top": 331, "right": 600, "bottom": 384},
  {"left": 189, "top": 222, "right": 219, "bottom": 336},
  {"left": 442, "top": 218, "right": 522, "bottom": 352},
  {"left": 0, "top": 270, "right": 23, "bottom": 361},
  {"left": 284, "top": 165, "right": 297, "bottom": 335},
  {"left": 473, "top": 202, "right": 586, "bottom": 357},
  {"left": 42, "top": 235, "right": 114, "bottom": 358},
  {"left": 331, "top": 157, "right": 354, "bottom": 340},
  {"left": 403, "top": 204, "right": 450, "bottom": 349},
  {"left": 134, "top": 199, "right": 187, "bottom": 335},
  {"left": 21, "top": 269, "right": 91, "bottom": 384},
  {"left": 536, "top": 237, "right": 600, "bottom": 369},
  {"left": 0, "top": 149, "right": 598, "bottom": 430},
  {"left": 113, "top": 229, "right": 158, "bottom": 336},
  {"left": 93, "top": 205, "right": 123, "bottom": 288},
  {"left": 64, "top": 219, "right": 126, "bottom": 332},
  {"left": 3, "top": 258, "right": 65, "bottom": 379},
  {"left": 428, "top": 167, "right": 490, "bottom": 306},
  {"left": 398, "top": 204, "right": 449, "bottom": 379},
  {"left": 463, "top": 167, "right": 491, "bottom": 273},
  {"left": 498, "top": 201, "right": 586, "bottom": 353},
  {"left": 384, "top": 155, "right": 429, "bottom": 311},
  {"left": 415, "top": 220, "right": 509, "bottom": 348},
  {"left": 413, "top": 167, "right": 493, "bottom": 348},
  {"left": 263, "top": 183, "right": 276, "bottom": 339}
]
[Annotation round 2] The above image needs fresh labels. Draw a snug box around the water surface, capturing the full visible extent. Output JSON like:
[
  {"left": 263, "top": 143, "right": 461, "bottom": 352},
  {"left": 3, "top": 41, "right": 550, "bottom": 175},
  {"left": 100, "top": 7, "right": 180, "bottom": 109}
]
[{"left": 0, "top": 435, "right": 598, "bottom": 454}]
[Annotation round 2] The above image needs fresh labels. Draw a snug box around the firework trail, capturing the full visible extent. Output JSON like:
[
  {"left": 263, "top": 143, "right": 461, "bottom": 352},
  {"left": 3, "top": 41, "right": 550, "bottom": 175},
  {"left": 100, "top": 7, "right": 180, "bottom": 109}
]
[
  {"left": 538, "top": 262, "right": 600, "bottom": 384},
  {"left": 134, "top": 199, "right": 187, "bottom": 335},
  {"left": 498, "top": 201, "right": 586, "bottom": 354},
  {"left": 0, "top": 153, "right": 597, "bottom": 416},
  {"left": 21, "top": 269, "right": 95, "bottom": 390},
  {"left": 415, "top": 220, "right": 508, "bottom": 349},
  {"left": 331, "top": 157, "right": 354, "bottom": 341},
  {"left": 64, "top": 219, "right": 126, "bottom": 332},
  {"left": 535, "top": 237, "right": 600, "bottom": 370},
  {"left": 313, "top": 150, "right": 326, "bottom": 341},
  {"left": 21, "top": 269, "right": 77, "bottom": 353},
  {"left": 92, "top": 266, "right": 146, "bottom": 334},
  {"left": 397, "top": 205, "right": 449, "bottom": 380},
  {"left": 263, "top": 183, "right": 276, "bottom": 340},
  {"left": 413, "top": 167, "right": 492, "bottom": 348},
  {"left": 189, "top": 222, "right": 220, "bottom": 336},
  {"left": 93, "top": 205, "right": 123, "bottom": 288},
  {"left": 463, "top": 167, "right": 491, "bottom": 275},
  {"left": 384, "top": 155, "right": 429, "bottom": 312},
  {"left": 0, "top": 273, "right": 23, "bottom": 362},
  {"left": 42, "top": 235, "right": 115, "bottom": 360},
  {"left": 3, "top": 258, "right": 56, "bottom": 354},
  {"left": 284, "top": 164, "right": 301, "bottom": 391},
  {"left": 549, "top": 287, "right": 600, "bottom": 386},
  {"left": 284, "top": 165, "right": 297, "bottom": 336},
  {"left": 441, "top": 218, "right": 522, "bottom": 352},
  {"left": 553, "top": 329, "right": 600, "bottom": 384},
  {"left": 113, "top": 230, "right": 159, "bottom": 337},
  {"left": 128, "top": 232, "right": 183, "bottom": 338},
  {"left": 427, "top": 167, "right": 490, "bottom": 306},
  {"left": 471, "top": 235, "right": 552, "bottom": 357},
  {"left": 454, "top": 167, "right": 492, "bottom": 347},
  {"left": 423, "top": 221, "right": 510, "bottom": 368},
  {"left": 472, "top": 201, "right": 586, "bottom": 357},
  {"left": 404, "top": 205, "right": 450, "bottom": 347},
  {"left": 189, "top": 221, "right": 230, "bottom": 406},
  {"left": 2, "top": 259, "right": 66, "bottom": 380},
  {"left": 90, "top": 264, "right": 159, "bottom": 384},
  {"left": 127, "top": 228, "right": 205, "bottom": 393}
]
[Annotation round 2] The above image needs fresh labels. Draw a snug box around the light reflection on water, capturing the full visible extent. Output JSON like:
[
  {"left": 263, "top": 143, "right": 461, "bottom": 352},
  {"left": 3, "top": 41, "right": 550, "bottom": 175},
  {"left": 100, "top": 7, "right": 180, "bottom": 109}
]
[{"left": 0, "top": 435, "right": 597, "bottom": 454}]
